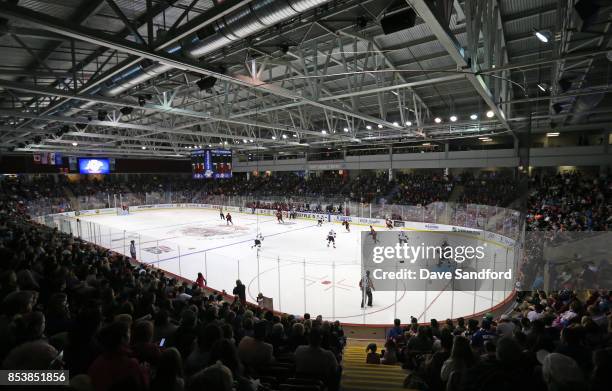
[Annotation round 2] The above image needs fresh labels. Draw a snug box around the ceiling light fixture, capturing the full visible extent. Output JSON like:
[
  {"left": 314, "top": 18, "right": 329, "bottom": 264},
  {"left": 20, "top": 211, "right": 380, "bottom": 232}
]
[
  {"left": 343, "top": 127, "right": 349, "bottom": 132},
  {"left": 366, "top": 125, "right": 372, "bottom": 130},
  {"left": 534, "top": 29, "right": 550, "bottom": 43},
  {"left": 450, "top": 115, "right": 457, "bottom": 122},
  {"left": 405, "top": 121, "right": 412, "bottom": 126},
  {"left": 486, "top": 110, "right": 495, "bottom": 118},
  {"left": 470, "top": 114, "right": 478, "bottom": 120},
  {"left": 546, "top": 132, "right": 560, "bottom": 137},
  {"left": 71, "top": 142, "right": 78, "bottom": 146},
  {"left": 377, "top": 124, "right": 383, "bottom": 129},
  {"left": 434, "top": 117, "right": 442, "bottom": 123}
]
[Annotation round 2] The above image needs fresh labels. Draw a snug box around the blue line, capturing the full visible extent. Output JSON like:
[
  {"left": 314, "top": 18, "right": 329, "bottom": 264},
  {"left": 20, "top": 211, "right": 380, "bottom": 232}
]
[{"left": 146, "top": 222, "right": 319, "bottom": 264}]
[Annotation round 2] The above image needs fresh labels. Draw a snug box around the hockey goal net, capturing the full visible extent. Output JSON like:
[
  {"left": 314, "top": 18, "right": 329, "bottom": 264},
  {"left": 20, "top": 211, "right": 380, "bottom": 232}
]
[{"left": 117, "top": 204, "right": 130, "bottom": 216}]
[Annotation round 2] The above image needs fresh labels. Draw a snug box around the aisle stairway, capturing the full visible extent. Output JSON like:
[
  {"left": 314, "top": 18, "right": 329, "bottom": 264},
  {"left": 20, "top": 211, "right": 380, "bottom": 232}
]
[{"left": 341, "top": 339, "right": 408, "bottom": 391}]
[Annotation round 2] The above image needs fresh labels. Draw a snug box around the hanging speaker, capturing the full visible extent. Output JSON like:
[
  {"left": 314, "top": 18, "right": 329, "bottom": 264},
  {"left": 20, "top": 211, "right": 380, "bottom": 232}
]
[{"left": 380, "top": 9, "right": 417, "bottom": 35}]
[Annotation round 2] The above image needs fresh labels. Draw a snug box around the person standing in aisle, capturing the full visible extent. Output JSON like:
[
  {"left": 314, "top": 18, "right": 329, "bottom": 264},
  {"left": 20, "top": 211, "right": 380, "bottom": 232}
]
[{"left": 233, "top": 280, "right": 247, "bottom": 304}]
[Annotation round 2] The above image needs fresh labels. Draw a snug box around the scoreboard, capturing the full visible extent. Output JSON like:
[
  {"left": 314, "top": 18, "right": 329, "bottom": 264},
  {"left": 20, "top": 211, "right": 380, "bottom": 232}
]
[{"left": 191, "top": 149, "right": 232, "bottom": 179}]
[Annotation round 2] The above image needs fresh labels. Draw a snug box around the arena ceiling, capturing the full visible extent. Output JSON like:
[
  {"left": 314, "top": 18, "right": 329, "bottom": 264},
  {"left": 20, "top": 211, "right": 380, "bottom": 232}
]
[{"left": 0, "top": 0, "right": 610, "bottom": 158}]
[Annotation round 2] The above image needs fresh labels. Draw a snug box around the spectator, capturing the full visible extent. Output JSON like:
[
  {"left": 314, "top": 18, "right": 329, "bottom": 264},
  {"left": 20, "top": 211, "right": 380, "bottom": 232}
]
[
  {"left": 365, "top": 343, "right": 381, "bottom": 364},
  {"left": 295, "top": 326, "right": 340, "bottom": 390},
  {"left": 88, "top": 321, "right": 149, "bottom": 391},
  {"left": 237, "top": 321, "right": 273, "bottom": 369},
  {"left": 233, "top": 280, "right": 247, "bottom": 305},
  {"left": 151, "top": 347, "right": 184, "bottom": 391}
]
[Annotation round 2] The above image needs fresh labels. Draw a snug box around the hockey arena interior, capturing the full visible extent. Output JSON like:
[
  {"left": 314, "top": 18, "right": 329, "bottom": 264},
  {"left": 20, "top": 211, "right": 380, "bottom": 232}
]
[{"left": 0, "top": 1, "right": 611, "bottom": 391}]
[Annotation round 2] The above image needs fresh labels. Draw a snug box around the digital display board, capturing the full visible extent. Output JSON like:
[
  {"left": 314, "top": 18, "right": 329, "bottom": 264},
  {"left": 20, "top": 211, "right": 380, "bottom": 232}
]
[
  {"left": 78, "top": 158, "right": 110, "bottom": 174},
  {"left": 191, "top": 149, "right": 232, "bottom": 179}
]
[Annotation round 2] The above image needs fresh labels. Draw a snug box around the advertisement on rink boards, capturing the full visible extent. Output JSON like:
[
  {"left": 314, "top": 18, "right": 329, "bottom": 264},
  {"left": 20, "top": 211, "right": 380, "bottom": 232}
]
[{"left": 361, "top": 231, "right": 516, "bottom": 292}]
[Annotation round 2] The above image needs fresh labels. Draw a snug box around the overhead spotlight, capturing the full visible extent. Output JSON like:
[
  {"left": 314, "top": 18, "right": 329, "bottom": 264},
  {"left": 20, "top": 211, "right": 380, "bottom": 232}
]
[
  {"left": 450, "top": 115, "right": 458, "bottom": 122},
  {"left": 366, "top": 125, "right": 372, "bottom": 130},
  {"left": 405, "top": 121, "right": 412, "bottom": 126},
  {"left": 196, "top": 77, "right": 217, "bottom": 91},
  {"left": 141, "top": 146, "right": 146, "bottom": 150},
  {"left": 486, "top": 110, "right": 495, "bottom": 118},
  {"left": 208, "top": 144, "right": 212, "bottom": 147},
  {"left": 470, "top": 114, "right": 478, "bottom": 120},
  {"left": 553, "top": 103, "right": 564, "bottom": 114},
  {"left": 72, "top": 142, "right": 78, "bottom": 146},
  {"left": 392, "top": 122, "right": 399, "bottom": 127},
  {"left": 272, "top": 136, "right": 276, "bottom": 140},
  {"left": 120, "top": 106, "right": 133, "bottom": 116},
  {"left": 434, "top": 117, "right": 442, "bottom": 123},
  {"left": 249, "top": 139, "right": 254, "bottom": 142},
  {"left": 537, "top": 83, "right": 548, "bottom": 92},
  {"left": 546, "top": 132, "right": 560, "bottom": 137},
  {"left": 343, "top": 127, "right": 349, "bottom": 132},
  {"left": 97, "top": 110, "right": 107, "bottom": 121},
  {"left": 377, "top": 124, "right": 383, "bottom": 129},
  {"left": 558, "top": 78, "right": 572, "bottom": 93},
  {"left": 76, "top": 123, "right": 87, "bottom": 130},
  {"left": 282, "top": 134, "right": 288, "bottom": 139},
  {"left": 243, "top": 139, "right": 247, "bottom": 143},
  {"left": 478, "top": 137, "right": 492, "bottom": 142},
  {"left": 422, "top": 142, "right": 431, "bottom": 146},
  {"left": 138, "top": 96, "right": 146, "bottom": 106},
  {"left": 534, "top": 29, "right": 550, "bottom": 43},
  {"left": 321, "top": 130, "right": 327, "bottom": 134}
]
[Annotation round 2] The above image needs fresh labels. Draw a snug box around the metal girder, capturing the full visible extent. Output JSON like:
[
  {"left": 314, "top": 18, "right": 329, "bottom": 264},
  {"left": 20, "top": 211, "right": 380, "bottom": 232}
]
[
  {"left": 0, "top": 80, "right": 349, "bottom": 142},
  {"left": 0, "top": 2, "right": 399, "bottom": 130},
  {"left": 407, "top": 0, "right": 512, "bottom": 132}
]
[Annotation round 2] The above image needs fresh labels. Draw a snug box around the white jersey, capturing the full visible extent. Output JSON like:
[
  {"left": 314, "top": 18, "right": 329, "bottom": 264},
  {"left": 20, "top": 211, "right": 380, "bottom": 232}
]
[
  {"left": 256, "top": 233, "right": 264, "bottom": 241},
  {"left": 328, "top": 230, "right": 336, "bottom": 238},
  {"left": 398, "top": 232, "right": 408, "bottom": 241}
]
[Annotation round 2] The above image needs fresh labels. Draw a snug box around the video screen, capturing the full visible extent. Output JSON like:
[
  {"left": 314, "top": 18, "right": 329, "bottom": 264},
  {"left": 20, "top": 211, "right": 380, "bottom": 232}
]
[
  {"left": 78, "top": 158, "right": 110, "bottom": 174},
  {"left": 192, "top": 149, "right": 232, "bottom": 179}
]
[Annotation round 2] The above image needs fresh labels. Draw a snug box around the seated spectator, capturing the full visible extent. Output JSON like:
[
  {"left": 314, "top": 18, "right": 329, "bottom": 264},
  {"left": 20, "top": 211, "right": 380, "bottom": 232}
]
[
  {"left": 131, "top": 320, "right": 161, "bottom": 366},
  {"left": 151, "top": 347, "right": 184, "bottom": 391},
  {"left": 496, "top": 314, "right": 516, "bottom": 337},
  {"left": 365, "top": 343, "right": 381, "bottom": 364},
  {"left": 88, "top": 321, "right": 149, "bottom": 391},
  {"left": 388, "top": 318, "right": 404, "bottom": 341},
  {"left": 541, "top": 352, "right": 586, "bottom": 391},
  {"left": 187, "top": 361, "right": 233, "bottom": 391},
  {"left": 185, "top": 323, "right": 222, "bottom": 375},
  {"left": 237, "top": 320, "right": 273, "bottom": 369},
  {"left": 440, "top": 336, "right": 476, "bottom": 384},
  {"left": 295, "top": 326, "right": 340, "bottom": 390},
  {"left": 381, "top": 339, "right": 399, "bottom": 365}
]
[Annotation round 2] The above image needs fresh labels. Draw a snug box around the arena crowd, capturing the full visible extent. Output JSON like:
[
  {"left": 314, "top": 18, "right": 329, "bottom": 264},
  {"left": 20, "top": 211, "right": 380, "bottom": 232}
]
[{"left": 0, "top": 169, "right": 610, "bottom": 391}]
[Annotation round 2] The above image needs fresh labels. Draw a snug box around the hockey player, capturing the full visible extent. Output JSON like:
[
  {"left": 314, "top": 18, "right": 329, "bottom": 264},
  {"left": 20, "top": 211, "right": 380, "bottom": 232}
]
[
  {"left": 327, "top": 229, "right": 337, "bottom": 248},
  {"left": 398, "top": 231, "right": 409, "bottom": 245},
  {"left": 219, "top": 208, "right": 225, "bottom": 220},
  {"left": 252, "top": 233, "right": 264, "bottom": 249},
  {"left": 276, "top": 210, "right": 284, "bottom": 224},
  {"left": 226, "top": 212, "right": 233, "bottom": 225},
  {"left": 342, "top": 220, "right": 350, "bottom": 232},
  {"left": 369, "top": 226, "right": 379, "bottom": 243},
  {"left": 386, "top": 218, "right": 394, "bottom": 230},
  {"left": 317, "top": 215, "right": 324, "bottom": 226}
]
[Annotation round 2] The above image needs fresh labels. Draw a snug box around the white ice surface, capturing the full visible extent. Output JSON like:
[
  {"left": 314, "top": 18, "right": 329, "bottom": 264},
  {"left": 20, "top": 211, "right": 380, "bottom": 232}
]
[{"left": 77, "top": 209, "right": 513, "bottom": 325}]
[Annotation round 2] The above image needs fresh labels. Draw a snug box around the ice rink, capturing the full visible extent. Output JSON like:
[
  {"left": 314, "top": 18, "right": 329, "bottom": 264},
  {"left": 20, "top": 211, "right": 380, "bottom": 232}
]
[{"left": 75, "top": 208, "right": 515, "bottom": 325}]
